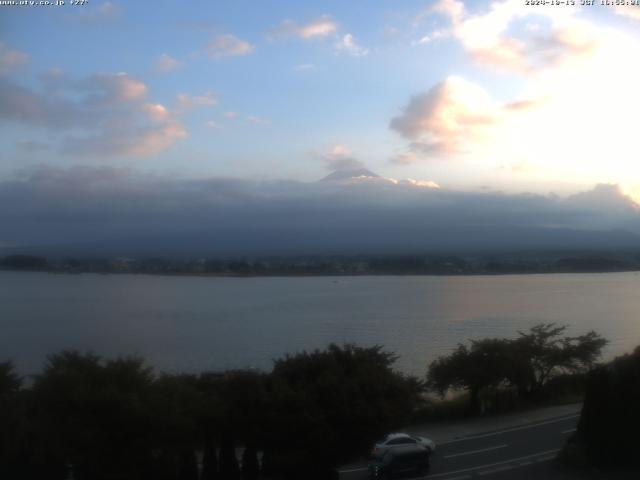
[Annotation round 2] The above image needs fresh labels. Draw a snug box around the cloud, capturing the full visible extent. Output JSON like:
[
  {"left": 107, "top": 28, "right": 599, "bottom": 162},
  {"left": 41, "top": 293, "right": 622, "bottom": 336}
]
[
  {"left": 176, "top": 92, "right": 218, "bottom": 110},
  {"left": 70, "top": 1, "right": 121, "bottom": 24},
  {"left": 320, "top": 144, "right": 366, "bottom": 171},
  {"left": 207, "top": 34, "right": 254, "bottom": 58},
  {"left": 224, "top": 111, "right": 238, "bottom": 118},
  {"left": 204, "top": 120, "right": 220, "bottom": 129},
  {"left": 615, "top": 5, "right": 640, "bottom": 22},
  {"left": 429, "top": 0, "right": 598, "bottom": 74},
  {"left": 82, "top": 73, "right": 148, "bottom": 104},
  {"left": 62, "top": 122, "right": 187, "bottom": 158},
  {"left": 414, "top": 29, "right": 449, "bottom": 45},
  {"left": 247, "top": 115, "right": 270, "bottom": 125},
  {"left": 15, "top": 139, "right": 49, "bottom": 152},
  {"left": 1, "top": 167, "right": 639, "bottom": 255},
  {"left": 141, "top": 103, "right": 170, "bottom": 122},
  {"left": 335, "top": 34, "right": 369, "bottom": 56},
  {"left": 293, "top": 63, "right": 315, "bottom": 71},
  {"left": 390, "top": 76, "right": 501, "bottom": 157},
  {"left": 0, "top": 43, "right": 28, "bottom": 76},
  {"left": 390, "top": 152, "right": 419, "bottom": 165},
  {"left": 155, "top": 53, "right": 182, "bottom": 73},
  {"left": 269, "top": 15, "right": 338, "bottom": 40},
  {"left": 0, "top": 77, "right": 89, "bottom": 129},
  {"left": 0, "top": 72, "right": 185, "bottom": 158}
]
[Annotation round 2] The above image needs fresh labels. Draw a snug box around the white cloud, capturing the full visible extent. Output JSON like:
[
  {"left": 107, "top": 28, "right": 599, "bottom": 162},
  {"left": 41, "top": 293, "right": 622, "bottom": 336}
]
[
  {"left": 414, "top": 29, "right": 449, "bottom": 45},
  {"left": 207, "top": 34, "right": 254, "bottom": 58},
  {"left": 247, "top": 115, "right": 270, "bottom": 125},
  {"left": 176, "top": 92, "right": 218, "bottom": 110},
  {"left": 0, "top": 43, "right": 29, "bottom": 76},
  {"left": 335, "top": 34, "right": 368, "bottom": 56},
  {"left": 84, "top": 73, "right": 148, "bottom": 104},
  {"left": 224, "top": 111, "right": 238, "bottom": 118},
  {"left": 615, "top": 5, "right": 640, "bottom": 22},
  {"left": 390, "top": 76, "right": 501, "bottom": 157},
  {"left": 293, "top": 63, "right": 315, "bottom": 71},
  {"left": 391, "top": 152, "right": 419, "bottom": 165},
  {"left": 71, "top": 1, "right": 121, "bottom": 24},
  {"left": 400, "top": 178, "right": 441, "bottom": 189},
  {"left": 204, "top": 120, "right": 220, "bottom": 129},
  {"left": 428, "top": 0, "right": 598, "bottom": 74},
  {"left": 320, "top": 144, "right": 365, "bottom": 171},
  {"left": 155, "top": 53, "right": 182, "bottom": 73},
  {"left": 141, "top": 103, "right": 170, "bottom": 122},
  {"left": 63, "top": 121, "right": 187, "bottom": 158},
  {"left": 269, "top": 15, "right": 338, "bottom": 40}
]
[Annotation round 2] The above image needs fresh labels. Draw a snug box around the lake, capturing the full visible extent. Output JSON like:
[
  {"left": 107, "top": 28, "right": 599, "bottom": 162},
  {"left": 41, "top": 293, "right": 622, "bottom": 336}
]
[{"left": 2, "top": 271, "right": 640, "bottom": 376}]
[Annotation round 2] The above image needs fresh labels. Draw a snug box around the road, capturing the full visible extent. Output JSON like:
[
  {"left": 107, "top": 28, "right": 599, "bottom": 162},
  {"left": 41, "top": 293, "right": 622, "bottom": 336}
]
[{"left": 339, "top": 412, "right": 579, "bottom": 480}]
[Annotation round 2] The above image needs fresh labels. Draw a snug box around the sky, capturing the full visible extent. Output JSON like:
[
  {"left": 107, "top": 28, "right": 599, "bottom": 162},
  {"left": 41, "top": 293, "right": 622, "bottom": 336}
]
[{"left": 2, "top": 0, "right": 640, "bottom": 253}]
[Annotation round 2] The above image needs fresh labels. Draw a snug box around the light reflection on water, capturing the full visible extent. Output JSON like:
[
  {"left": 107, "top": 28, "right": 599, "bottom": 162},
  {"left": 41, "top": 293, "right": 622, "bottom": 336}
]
[{"left": 2, "top": 271, "right": 640, "bottom": 376}]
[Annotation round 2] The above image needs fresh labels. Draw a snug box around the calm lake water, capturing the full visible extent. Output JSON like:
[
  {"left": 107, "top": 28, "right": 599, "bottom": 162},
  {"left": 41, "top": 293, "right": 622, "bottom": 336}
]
[{"left": 2, "top": 271, "right": 640, "bottom": 376}]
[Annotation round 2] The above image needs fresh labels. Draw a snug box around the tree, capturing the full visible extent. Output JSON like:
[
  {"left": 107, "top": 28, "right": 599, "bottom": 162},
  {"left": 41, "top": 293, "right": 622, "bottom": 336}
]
[
  {"left": 264, "top": 343, "right": 423, "bottom": 477},
  {"left": 427, "top": 339, "right": 512, "bottom": 413},
  {"left": 0, "top": 361, "right": 25, "bottom": 478},
  {"left": 30, "top": 351, "right": 157, "bottom": 480},
  {"left": 427, "top": 324, "right": 608, "bottom": 412},
  {"left": 570, "top": 346, "right": 640, "bottom": 468},
  {"left": 1, "top": 254, "right": 48, "bottom": 270},
  {"left": 512, "top": 324, "right": 607, "bottom": 395},
  {"left": 241, "top": 444, "right": 260, "bottom": 480},
  {"left": 0, "top": 360, "right": 22, "bottom": 397},
  {"left": 148, "top": 373, "right": 202, "bottom": 480}
]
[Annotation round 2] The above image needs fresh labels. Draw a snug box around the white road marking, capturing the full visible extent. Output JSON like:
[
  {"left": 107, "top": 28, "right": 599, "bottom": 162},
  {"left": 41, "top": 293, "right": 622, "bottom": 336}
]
[
  {"left": 444, "top": 444, "right": 508, "bottom": 459},
  {"left": 479, "top": 464, "right": 513, "bottom": 475},
  {"left": 561, "top": 428, "right": 576, "bottom": 434},
  {"left": 535, "top": 454, "right": 557, "bottom": 462},
  {"left": 438, "top": 414, "right": 579, "bottom": 445},
  {"left": 425, "top": 448, "right": 560, "bottom": 479},
  {"left": 338, "top": 467, "right": 366, "bottom": 473}
]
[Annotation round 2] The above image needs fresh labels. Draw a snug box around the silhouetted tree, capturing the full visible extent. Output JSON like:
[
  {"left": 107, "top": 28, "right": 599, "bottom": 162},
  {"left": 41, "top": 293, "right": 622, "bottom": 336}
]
[
  {"left": 428, "top": 324, "right": 608, "bottom": 412},
  {"left": 428, "top": 339, "right": 512, "bottom": 413},
  {"left": 219, "top": 434, "right": 240, "bottom": 480},
  {"left": 2, "top": 254, "right": 48, "bottom": 270},
  {"left": 0, "top": 361, "right": 26, "bottom": 478},
  {"left": 264, "top": 343, "right": 423, "bottom": 477},
  {"left": 29, "top": 351, "right": 156, "bottom": 480},
  {"left": 241, "top": 444, "right": 260, "bottom": 480},
  {"left": 201, "top": 432, "right": 220, "bottom": 480},
  {"left": 149, "top": 373, "right": 202, "bottom": 480},
  {"left": 0, "top": 360, "right": 22, "bottom": 396},
  {"left": 571, "top": 346, "right": 640, "bottom": 468},
  {"left": 512, "top": 324, "right": 607, "bottom": 395}
]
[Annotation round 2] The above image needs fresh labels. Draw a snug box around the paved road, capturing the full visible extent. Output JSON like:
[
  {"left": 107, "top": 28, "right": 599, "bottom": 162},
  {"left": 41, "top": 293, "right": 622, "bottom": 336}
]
[{"left": 339, "top": 413, "right": 579, "bottom": 480}]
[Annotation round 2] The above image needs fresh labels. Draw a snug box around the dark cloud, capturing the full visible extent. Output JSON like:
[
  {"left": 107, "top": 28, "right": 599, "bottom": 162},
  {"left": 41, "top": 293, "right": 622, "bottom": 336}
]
[{"left": 1, "top": 166, "right": 639, "bottom": 256}]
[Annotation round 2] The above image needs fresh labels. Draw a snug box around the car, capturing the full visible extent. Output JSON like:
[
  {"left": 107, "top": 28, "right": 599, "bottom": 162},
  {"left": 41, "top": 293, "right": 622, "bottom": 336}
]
[
  {"left": 372, "top": 432, "right": 436, "bottom": 457},
  {"left": 368, "top": 444, "right": 431, "bottom": 479}
]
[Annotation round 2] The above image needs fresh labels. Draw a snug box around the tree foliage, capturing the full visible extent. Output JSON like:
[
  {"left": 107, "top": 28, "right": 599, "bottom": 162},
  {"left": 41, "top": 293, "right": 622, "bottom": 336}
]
[
  {"left": 573, "top": 346, "right": 640, "bottom": 468},
  {"left": 0, "top": 343, "right": 422, "bottom": 479},
  {"left": 428, "top": 324, "right": 607, "bottom": 411},
  {"left": 264, "top": 343, "right": 423, "bottom": 476}
]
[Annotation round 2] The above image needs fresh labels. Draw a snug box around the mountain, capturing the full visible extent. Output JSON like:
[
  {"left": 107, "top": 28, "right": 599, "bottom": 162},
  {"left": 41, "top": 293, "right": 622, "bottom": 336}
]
[{"left": 319, "top": 168, "right": 380, "bottom": 182}]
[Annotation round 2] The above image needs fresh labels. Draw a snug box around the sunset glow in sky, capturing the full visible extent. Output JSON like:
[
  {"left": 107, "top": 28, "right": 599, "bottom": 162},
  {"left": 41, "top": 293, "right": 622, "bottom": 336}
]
[{"left": 2, "top": 0, "right": 640, "bottom": 196}]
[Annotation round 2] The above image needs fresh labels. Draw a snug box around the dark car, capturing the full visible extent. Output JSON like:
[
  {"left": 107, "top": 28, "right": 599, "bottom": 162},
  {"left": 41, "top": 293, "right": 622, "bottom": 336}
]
[{"left": 368, "top": 444, "right": 431, "bottom": 479}]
